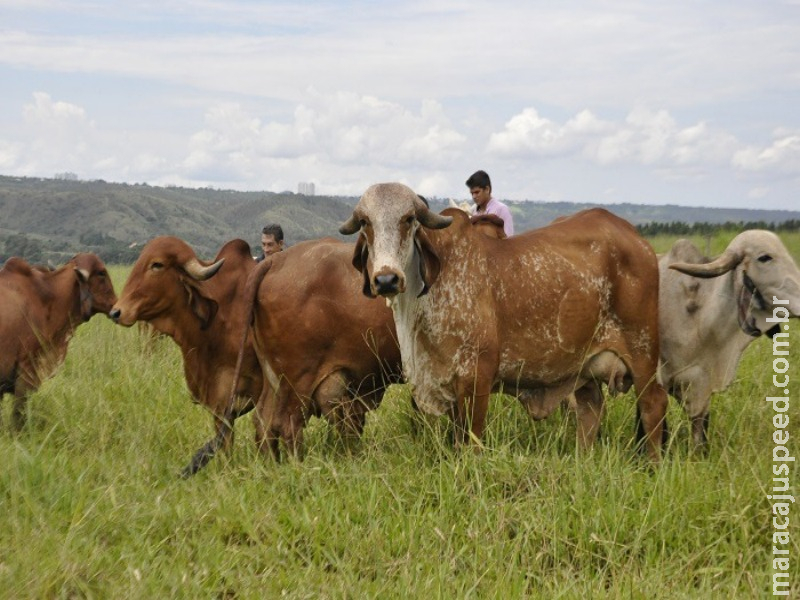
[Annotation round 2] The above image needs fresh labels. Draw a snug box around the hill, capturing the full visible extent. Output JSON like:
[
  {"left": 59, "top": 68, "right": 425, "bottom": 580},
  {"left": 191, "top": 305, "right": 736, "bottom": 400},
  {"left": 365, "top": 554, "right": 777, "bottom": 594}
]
[
  {"left": 0, "top": 176, "right": 356, "bottom": 263},
  {"left": 1, "top": 175, "right": 798, "bottom": 264}
]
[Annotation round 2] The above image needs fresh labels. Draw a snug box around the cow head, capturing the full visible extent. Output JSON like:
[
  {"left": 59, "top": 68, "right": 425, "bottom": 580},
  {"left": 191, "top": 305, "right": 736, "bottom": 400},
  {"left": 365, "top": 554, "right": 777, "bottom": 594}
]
[
  {"left": 339, "top": 182, "right": 452, "bottom": 298},
  {"left": 69, "top": 253, "right": 118, "bottom": 321},
  {"left": 669, "top": 230, "right": 800, "bottom": 336},
  {"left": 110, "top": 236, "right": 224, "bottom": 330}
]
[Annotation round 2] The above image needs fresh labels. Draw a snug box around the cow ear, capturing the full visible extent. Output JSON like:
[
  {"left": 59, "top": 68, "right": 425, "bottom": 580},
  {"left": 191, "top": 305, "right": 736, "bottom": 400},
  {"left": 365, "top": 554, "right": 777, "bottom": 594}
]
[
  {"left": 74, "top": 267, "right": 90, "bottom": 283},
  {"left": 182, "top": 280, "right": 218, "bottom": 329},
  {"left": 351, "top": 234, "right": 366, "bottom": 271},
  {"left": 414, "top": 229, "right": 441, "bottom": 296},
  {"left": 352, "top": 235, "right": 375, "bottom": 298}
]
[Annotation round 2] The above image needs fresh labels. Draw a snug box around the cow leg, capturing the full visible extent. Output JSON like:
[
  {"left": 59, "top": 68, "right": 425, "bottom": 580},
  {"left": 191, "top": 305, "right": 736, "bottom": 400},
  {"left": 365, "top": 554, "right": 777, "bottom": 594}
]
[
  {"left": 451, "top": 378, "right": 492, "bottom": 448},
  {"left": 342, "top": 392, "right": 376, "bottom": 440},
  {"left": 180, "top": 414, "right": 234, "bottom": 477},
  {"left": 407, "top": 394, "right": 428, "bottom": 438},
  {"left": 265, "top": 386, "right": 308, "bottom": 461},
  {"left": 574, "top": 381, "right": 604, "bottom": 449},
  {"left": 11, "top": 389, "right": 30, "bottom": 431},
  {"left": 279, "top": 403, "right": 306, "bottom": 460},
  {"left": 691, "top": 411, "right": 709, "bottom": 451},
  {"left": 316, "top": 373, "right": 360, "bottom": 441},
  {"left": 682, "top": 388, "right": 711, "bottom": 452},
  {"left": 254, "top": 385, "right": 281, "bottom": 461},
  {"left": 255, "top": 383, "right": 307, "bottom": 461},
  {"left": 181, "top": 432, "right": 225, "bottom": 478},
  {"left": 632, "top": 374, "right": 668, "bottom": 462}
]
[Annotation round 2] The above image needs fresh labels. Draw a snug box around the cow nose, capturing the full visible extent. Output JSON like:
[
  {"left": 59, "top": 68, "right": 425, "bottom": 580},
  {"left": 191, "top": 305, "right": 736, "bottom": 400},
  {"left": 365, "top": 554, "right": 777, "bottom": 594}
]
[
  {"left": 375, "top": 273, "right": 400, "bottom": 295},
  {"left": 109, "top": 307, "right": 121, "bottom": 322}
]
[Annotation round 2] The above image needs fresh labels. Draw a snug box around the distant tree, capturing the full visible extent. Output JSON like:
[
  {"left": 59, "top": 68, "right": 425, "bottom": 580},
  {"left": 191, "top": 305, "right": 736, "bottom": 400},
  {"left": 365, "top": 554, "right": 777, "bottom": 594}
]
[
  {"left": 637, "top": 219, "right": 800, "bottom": 238},
  {"left": 3, "top": 233, "right": 44, "bottom": 263}
]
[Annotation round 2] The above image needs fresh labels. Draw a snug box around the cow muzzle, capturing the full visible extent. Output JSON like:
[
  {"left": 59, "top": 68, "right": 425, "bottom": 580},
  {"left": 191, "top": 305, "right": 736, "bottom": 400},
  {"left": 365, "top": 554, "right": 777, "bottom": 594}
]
[
  {"left": 109, "top": 306, "right": 135, "bottom": 327},
  {"left": 373, "top": 269, "right": 405, "bottom": 297}
]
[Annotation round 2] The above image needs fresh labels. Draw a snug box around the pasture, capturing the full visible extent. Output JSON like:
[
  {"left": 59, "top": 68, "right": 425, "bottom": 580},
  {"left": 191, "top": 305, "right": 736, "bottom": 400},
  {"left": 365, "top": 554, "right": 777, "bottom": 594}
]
[{"left": 1, "top": 232, "right": 799, "bottom": 598}]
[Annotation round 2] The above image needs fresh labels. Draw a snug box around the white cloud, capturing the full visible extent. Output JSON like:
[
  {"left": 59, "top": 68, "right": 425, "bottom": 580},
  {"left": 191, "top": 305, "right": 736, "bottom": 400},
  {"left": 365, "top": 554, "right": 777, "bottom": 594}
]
[
  {"left": 9, "top": 92, "right": 96, "bottom": 174},
  {"left": 748, "top": 186, "right": 771, "bottom": 199},
  {"left": 23, "top": 91, "right": 87, "bottom": 125},
  {"left": 182, "top": 91, "right": 467, "bottom": 186},
  {"left": 0, "top": 140, "right": 20, "bottom": 170},
  {"left": 732, "top": 130, "right": 800, "bottom": 174},
  {"left": 488, "top": 108, "right": 613, "bottom": 157},
  {"left": 489, "top": 105, "right": 741, "bottom": 177}
]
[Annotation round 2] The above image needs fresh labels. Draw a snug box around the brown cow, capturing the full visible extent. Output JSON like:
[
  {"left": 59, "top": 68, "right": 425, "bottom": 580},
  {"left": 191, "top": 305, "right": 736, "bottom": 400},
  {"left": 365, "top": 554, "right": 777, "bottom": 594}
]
[
  {"left": 340, "top": 182, "right": 668, "bottom": 460},
  {"left": 238, "top": 237, "right": 402, "bottom": 459},
  {"left": 0, "top": 253, "right": 117, "bottom": 429},
  {"left": 109, "top": 236, "right": 262, "bottom": 476}
]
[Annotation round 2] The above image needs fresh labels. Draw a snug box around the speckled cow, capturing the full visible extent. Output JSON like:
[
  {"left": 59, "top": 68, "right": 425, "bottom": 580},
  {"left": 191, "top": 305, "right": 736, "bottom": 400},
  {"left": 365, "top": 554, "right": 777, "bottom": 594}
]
[{"left": 340, "top": 182, "right": 668, "bottom": 460}]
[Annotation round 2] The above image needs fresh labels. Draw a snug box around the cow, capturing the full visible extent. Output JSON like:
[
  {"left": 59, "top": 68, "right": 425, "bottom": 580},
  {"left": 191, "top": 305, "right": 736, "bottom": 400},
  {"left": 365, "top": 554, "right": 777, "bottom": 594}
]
[
  {"left": 0, "top": 253, "right": 117, "bottom": 429},
  {"left": 660, "top": 230, "right": 800, "bottom": 448},
  {"left": 237, "top": 237, "right": 403, "bottom": 459},
  {"left": 339, "top": 182, "right": 668, "bottom": 460},
  {"left": 109, "top": 236, "right": 262, "bottom": 476}
]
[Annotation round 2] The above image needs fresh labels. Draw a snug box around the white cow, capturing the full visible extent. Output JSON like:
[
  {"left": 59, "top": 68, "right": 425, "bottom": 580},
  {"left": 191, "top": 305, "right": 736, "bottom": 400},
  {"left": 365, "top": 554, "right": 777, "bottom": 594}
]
[{"left": 660, "top": 230, "right": 800, "bottom": 447}]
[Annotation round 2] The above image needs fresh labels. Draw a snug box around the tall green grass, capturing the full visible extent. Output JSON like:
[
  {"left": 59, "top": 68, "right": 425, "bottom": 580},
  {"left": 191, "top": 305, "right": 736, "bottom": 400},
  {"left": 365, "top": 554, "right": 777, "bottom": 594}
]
[{"left": 1, "top": 240, "right": 798, "bottom": 598}]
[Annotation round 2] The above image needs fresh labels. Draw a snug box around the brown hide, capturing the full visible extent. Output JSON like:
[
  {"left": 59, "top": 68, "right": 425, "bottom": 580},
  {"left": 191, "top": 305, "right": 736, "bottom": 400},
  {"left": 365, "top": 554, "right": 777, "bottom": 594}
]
[
  {"left": 245, "top": 237, "right": 402, "bottom": 459},
  {"left": 0, "top": 253, "right": 117, "bottom": 429},
  {"left": 470, "top": 214, "right": 507, "bottom": 239},
  {"left": 111, "top": 236, "right": 262, "bottom": 474},
  {"left": 342, "top": 183, "right": 667, "bottom": 460}
]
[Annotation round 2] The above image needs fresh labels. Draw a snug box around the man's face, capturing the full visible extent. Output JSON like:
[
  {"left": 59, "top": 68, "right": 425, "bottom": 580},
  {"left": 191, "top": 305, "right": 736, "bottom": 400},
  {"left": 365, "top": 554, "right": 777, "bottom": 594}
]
[
  {"left": 261, "top": 233, "right": 283, "bottom": 256},
  {"left": 470, "top": 186, "right": 491, "bottom": 209}
]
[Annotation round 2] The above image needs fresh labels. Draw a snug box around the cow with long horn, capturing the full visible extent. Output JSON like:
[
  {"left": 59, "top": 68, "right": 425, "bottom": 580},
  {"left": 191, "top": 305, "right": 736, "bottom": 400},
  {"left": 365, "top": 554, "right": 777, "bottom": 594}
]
[{"left": 660, "top": 230, "right": 800, "bottom": 448}]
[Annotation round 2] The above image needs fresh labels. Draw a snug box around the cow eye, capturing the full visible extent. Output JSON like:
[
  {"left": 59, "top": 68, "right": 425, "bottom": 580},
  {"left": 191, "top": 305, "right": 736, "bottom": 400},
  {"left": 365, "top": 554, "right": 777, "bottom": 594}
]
[
  {"left": 150, "top": 262, "right": 164, "bottom": 271},
  {"left": 404, "top": 215, "right": 415, "bottom": 225},
  {"left": 758, "top": 254, "right": 773, "bottom": 263}
]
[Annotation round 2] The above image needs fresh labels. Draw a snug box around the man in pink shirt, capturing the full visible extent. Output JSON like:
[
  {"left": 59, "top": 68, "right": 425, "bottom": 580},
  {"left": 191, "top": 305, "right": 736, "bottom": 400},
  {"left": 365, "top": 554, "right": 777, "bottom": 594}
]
[{"left": 465, "top": 170, "right": 514, "bottom": 237}]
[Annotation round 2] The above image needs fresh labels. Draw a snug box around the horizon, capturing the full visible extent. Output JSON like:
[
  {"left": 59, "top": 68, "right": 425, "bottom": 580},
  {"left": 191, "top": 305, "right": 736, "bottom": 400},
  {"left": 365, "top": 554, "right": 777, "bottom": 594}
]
[{"left": 4, "top": 172, "right": 800, "bottom": 217}]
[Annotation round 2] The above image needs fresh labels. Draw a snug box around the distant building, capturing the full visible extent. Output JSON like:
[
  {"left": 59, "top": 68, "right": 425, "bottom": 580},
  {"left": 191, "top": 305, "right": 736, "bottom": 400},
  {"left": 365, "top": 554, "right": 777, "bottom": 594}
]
[{"left": 298, "top": 181, "right": 315, "bottom": 196}]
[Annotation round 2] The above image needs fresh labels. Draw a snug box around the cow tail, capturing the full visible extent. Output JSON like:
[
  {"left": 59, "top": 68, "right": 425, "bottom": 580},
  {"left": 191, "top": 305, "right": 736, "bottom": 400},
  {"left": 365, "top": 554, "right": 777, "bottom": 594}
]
[{"left": 223, "top": 257, "right": 274, "bottom": 426}]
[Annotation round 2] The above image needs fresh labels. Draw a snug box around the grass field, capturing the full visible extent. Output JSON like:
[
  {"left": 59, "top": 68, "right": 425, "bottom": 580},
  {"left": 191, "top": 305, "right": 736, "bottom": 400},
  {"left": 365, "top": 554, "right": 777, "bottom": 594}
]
[{"left": 1, "top": 234, "right": 799, "bottom": 598}]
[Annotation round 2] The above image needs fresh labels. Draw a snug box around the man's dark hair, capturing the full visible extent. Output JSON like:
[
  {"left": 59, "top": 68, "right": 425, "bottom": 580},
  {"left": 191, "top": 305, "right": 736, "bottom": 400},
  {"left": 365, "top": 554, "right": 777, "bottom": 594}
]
[
  {"left": 261, "top": 223, "right": 284, "bottom": 242},
  {"left": 465, "top": 170, "right": 491, "bottom": 190}
]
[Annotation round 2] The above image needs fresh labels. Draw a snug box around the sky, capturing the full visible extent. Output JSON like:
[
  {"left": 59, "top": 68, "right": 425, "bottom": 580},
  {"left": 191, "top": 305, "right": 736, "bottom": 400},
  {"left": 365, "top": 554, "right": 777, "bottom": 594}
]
[{"left": 1, "top": 1, "right": 799, "bottom": 210}]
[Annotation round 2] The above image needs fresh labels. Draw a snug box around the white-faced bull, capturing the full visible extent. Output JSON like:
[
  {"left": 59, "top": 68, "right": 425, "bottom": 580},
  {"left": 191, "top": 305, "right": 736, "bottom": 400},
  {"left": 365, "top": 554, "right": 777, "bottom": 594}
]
[{"left": 340, "top": 182, "right": 669, "bottom": 460}]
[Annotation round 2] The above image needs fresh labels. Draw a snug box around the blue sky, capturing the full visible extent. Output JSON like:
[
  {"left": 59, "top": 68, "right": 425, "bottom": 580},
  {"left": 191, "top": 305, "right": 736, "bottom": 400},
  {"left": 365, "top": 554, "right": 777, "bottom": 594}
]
[{"left": 1, "top": 0, "right": 799, "bottom": 209}]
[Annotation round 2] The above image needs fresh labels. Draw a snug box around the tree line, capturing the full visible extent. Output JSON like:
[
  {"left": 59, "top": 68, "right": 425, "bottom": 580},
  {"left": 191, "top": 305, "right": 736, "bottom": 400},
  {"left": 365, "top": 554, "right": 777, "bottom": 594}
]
[
  {"left": 3, "top": 219, "right": 800, "bottom": 266},
  {"left": 635, "top": 219, "right": 800, "bottom": 237},
  {"left": 1, "top": 232, "right": 140, "bottom": 266}
]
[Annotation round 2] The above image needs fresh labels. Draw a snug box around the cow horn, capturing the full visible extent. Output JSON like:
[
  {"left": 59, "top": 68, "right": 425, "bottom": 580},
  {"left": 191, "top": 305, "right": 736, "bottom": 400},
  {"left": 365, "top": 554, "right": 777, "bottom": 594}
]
[
  {"left": 74, "top": 268, "right": 90, "bottom": 282},
  {"left": 339, "top": 214, "right": 360, "bottom": 235},
  {"left": 669, "top": 250, "right": 742, "bottom": 278},
  {"left": 414, "top": 198, "right": 453, "bottom": 230},
  {"left": 184, "top": 257, "right": 225, "bottom": 281}
]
